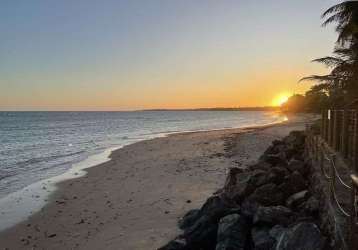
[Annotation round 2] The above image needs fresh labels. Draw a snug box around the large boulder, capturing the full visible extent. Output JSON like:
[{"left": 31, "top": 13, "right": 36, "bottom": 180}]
[
  {"left": 286, "top": 190, "right": 309, "bottom": 209},
  {"left": 223, "top": 169, "right": 255, "bottom": 202},
  {"left": 241, "top": 199, "right": 260, "bottom": 218},
  {"left": 215, "top": 214, "right": 249, "bottom": 250},
  {"left": 260, "top": 152, "right": 287, "bottom": 166},
  {"left": 279, "top": 171, "right": 306, "bottom": 199},
  {"left": 183, "top": 214, "right": 218, "bottom": 249},
  {"left": 302, "top": 196, "right": 320, "bottom": 216},
  {"left": 270, "top": 166, "right": 290, "bottom": 184},
  {"left": 283, "top": 131, "right": 306, "bottom": 150},
  {"left": 269, "top": 225, "right": 286, "bottom": 242},
  {"left": 178, "top": 209, "right": 201, "bottom": 230},
  {"left": 247, "top": 183, "right": 285, "bottom": 207},
  {"left": 287, "top": 159, "right": 306, "bottom": 176},
  {"left": 253, "top": 206, "right": 293, "bottom": 226},
  {"left": 251, "top": 226, "right": 275, "bottom": 250},
  {"left": 289, "top": 171, "right": 307, "bottom": 192},
  {"left": 248, "top": 161, "right": 272, "bottom": 172},
  {"left": 181, "top": 196, "right": 239, "bottom": 249},
  {"left": 197, "top": 196, "right": 237, "bottom": 221},
  {"left": 275, "top": 222, "right": 324, "bottom": 250},
  {"left": 264, "top": 141, "right": 286, "bottom": 155},
  {"left": 223, "top": 168, "right": 279, "bottom": 203},
  {"left": 158, "top": 237, "right": 188, "bottom": 250}
]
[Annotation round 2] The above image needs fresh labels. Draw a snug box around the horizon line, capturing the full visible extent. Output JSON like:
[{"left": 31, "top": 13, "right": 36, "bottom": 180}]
[{"left": 0, "top": 106, "right": 281, "bottom": 112}]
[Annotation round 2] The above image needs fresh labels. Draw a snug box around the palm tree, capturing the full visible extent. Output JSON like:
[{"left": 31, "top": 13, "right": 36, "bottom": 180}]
[
  {"left": 301, "top": 1, "right": 358, "bottom": 106},
  {"left": 322, "top": 1, "right": 358, "bottom": 46}
]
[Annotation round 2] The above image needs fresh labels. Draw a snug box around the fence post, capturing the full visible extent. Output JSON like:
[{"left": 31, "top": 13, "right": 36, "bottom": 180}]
[
  {"left": 320, "top": 144, "right": 324, "bottom": 174},
  {"left": 350, "top": 174, "right": 358, "bottom": 250},
  {"left": 315, "top": 136, "right": 319, "bottom": 162},
  {"left": 333, "top": 110, "right": 340, "bottom": 151},
  {"left": 321, "top": 109, "right": 326, "bottom": 139},
  {"left": 354, "top": 111, "right": 358, "bottom": 171},
  {"left": 342, "top": 109, "right": 349, "bottom": 158},
  {"left": 330, "top": 155, "right": 336, "bottom": 203},
  {"left": 325, "top": 110, "right": 329, "bottom": 141},
  {"left": 328, "top": 109, "right": 332, "bottom": 146},
  {"left": 330, "top": 110, "right": 336, "bottom": 147}
]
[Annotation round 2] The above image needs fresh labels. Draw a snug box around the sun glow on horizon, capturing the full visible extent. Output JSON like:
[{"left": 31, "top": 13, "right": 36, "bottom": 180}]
[{"left": 272, "top": 94, "right": 290, "bottom": 106}]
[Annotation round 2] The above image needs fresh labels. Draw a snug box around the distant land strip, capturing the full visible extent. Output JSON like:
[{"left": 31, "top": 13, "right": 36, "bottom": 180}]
[{"left": 140, "top": 106, "right": 280, "bottom": 112}]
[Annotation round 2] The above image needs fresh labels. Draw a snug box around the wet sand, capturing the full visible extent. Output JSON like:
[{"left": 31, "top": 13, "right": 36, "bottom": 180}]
[{"left": 0, "top": 115, "right": 312, "bottom": 250}]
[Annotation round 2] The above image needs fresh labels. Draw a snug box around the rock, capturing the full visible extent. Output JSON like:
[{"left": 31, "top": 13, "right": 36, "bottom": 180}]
[
  {"left": 288, "top": 171, "right": 306, "bottom": 193},
  {"left": 178, "top": 209, "right": 201, "bottom": 230},
  {"left": 223, "top": 169, "right": 268, "bottom": 202},
  {"left": 183, "top": 214, "right": 218, "bottom": 249},
  {"left": 223, "top": 168, "right": 243, "bottom": 189},
  {"left": 77, "top": 219, "right": 85, "bottom": 224},
  {"left": 270, "top": 167, "right": 290, "bottom": 184},
  {"left": 260, "top": 153, "right": 287, "bottom": 166},
  {"left": 275, "top": 222, "right": 323, "bottom": 250},
  {"left": 47, "top": 233, "right": 56, "bottom": 238},
  {"left": 216, "top": 214, "right": 249, "bottom": 250},
  {"left": 283, "top": 131, "right": 306, "bottom": 150},
  {"left": 272, "top": 139, "right": 284, "bottom": 146},
  {"left": 287, "top": 159, "right": 306, "bottom": 175},
  {"left": 291, "top": 153, "right": 304, "bottom": 162},
  {"left": 284, "top": 148, "right": 299, "bottom": 161},
  {"left": 269, "top": 225, "right": 286, "bottom": 242},
  {"left": 264, "top": 145, "right": 277, "bottom": 155},
  {"left": 223, "top": 168, "right": 251, "bottom": 201},
  {"left": 264, "top": 142, "right": 286, "bottom": 155},
  {"left": 247, "top": 170, "right": 277, "bottom": 188},
  {"left": 20, "top": 237, "right": 30, "bottom": 246},
  {"left": 279, "top": 171, "right": 306, "bottom": 199},
  {"left": 158, "top": 237, "right": 187, "bottom": 250},
  {"left": 181, "top": 196, "right": 239, "bottom": 248},
  {"left": 198, "top": 196, "right": 236, "bottom": 220},
  {"left": 247, "top": 183, "right": 284, "bottom": 206},
  {"left": 241, "top": 200, "right": 259, "bottom": 218},
  {"left": 286, "top": 190, "right": 309, "bottom": 209},
  {"left": 248, "top": 161, "right": 272, "bottom": 171},
  {"left": 251, "top": 226, "right": 275, "bottom": 250},
  {"left": 303, "top": 196, "right": 320, "bottom": 215},
  {"left": 253, "top": 206, "right": 293, "bottom": 226},
  {"left": 159, "top": 130, "right": 325, "bottom": 250}
]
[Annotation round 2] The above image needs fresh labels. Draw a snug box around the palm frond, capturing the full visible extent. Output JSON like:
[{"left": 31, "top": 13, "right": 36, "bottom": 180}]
[{"left": 312, "top": 56, "right": 346, "bottom": 67}]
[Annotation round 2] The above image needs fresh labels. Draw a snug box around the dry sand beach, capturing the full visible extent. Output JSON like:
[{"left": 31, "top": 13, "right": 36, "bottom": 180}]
[{"left": 0, "top": 115, "right": 313, "bottom": 250}]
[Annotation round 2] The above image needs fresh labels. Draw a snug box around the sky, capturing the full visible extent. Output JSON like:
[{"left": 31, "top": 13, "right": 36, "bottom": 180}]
[{"left": 0, "top": 0, "right": 339, "bottom": 111}]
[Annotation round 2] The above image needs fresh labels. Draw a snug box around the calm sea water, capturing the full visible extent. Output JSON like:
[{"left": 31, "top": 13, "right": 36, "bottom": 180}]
[{"left": 0, "top": 111, "right": 285, "bottom": 200}]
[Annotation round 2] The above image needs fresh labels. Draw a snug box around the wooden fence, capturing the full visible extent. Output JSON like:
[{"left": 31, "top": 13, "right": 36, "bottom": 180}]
[
  {"left": 311, "top": 109, "right": 358, "bottom": 249},
  {"left": 321, "top": 109, "right": 358, "bottom": 170}
]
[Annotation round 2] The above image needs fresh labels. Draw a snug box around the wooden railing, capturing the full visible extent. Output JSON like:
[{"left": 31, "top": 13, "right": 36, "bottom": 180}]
[
  {"left": 306, "top": 133, "right": 352, "bottom": 217},
  {"left": 321, "top": 109, "right": 358, "bottom": 171},
  {"left": 309, "top": 109, "right": 358, "bottom": 249},
  {"left": 350, "top": 174, "right": 358, "bottom": 248}
]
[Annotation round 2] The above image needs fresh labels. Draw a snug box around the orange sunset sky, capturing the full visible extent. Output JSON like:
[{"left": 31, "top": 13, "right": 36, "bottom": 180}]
[{"left": 0, "top": 0, "right": 337, "bottom": 111}]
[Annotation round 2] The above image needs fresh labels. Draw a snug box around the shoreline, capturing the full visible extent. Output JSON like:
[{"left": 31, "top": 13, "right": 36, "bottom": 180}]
[
  {"left": 0, "top": 114, "right": 313, "bottom": 249},
  {"left": 0, "top": 146, "right": 120, "bottom": 232},
  {"left": 0, "top": 115, "right": 289, "bottom": 232}
]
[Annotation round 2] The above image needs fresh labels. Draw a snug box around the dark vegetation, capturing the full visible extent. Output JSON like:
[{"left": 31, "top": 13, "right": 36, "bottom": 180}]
[{"left": 283, "top": 1, "right": 358, "bottom": 113}]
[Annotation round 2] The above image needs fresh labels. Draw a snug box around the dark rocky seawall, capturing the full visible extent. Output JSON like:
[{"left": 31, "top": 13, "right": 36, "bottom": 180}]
[{"left": 158, "top": 131, "right": 333, "bottom": 250}]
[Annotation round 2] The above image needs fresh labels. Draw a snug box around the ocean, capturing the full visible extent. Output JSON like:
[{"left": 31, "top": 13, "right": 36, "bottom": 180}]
[{"left": 0, "top": 111, "right": 286, "bottom": 201}]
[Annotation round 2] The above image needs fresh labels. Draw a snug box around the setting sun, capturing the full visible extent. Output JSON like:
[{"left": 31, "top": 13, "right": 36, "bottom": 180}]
[{"left": 272, "top": 94, "right": 290, "bottom": 106}]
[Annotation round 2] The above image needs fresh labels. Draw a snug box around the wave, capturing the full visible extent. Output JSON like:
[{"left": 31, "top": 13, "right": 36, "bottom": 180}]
[{"left": 15, "top": 151, "right": 85, "bottom": 169}]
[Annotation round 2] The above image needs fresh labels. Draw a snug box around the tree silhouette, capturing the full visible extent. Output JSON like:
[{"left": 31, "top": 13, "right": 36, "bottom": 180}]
[{"left": 300, "top": 1, "right": 358, "bottom": 109}]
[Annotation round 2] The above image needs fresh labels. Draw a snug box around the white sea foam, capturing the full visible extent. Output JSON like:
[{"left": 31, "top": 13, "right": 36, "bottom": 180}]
[{"left": 0, "top": 111, "right": 287, "bottom": 231}]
